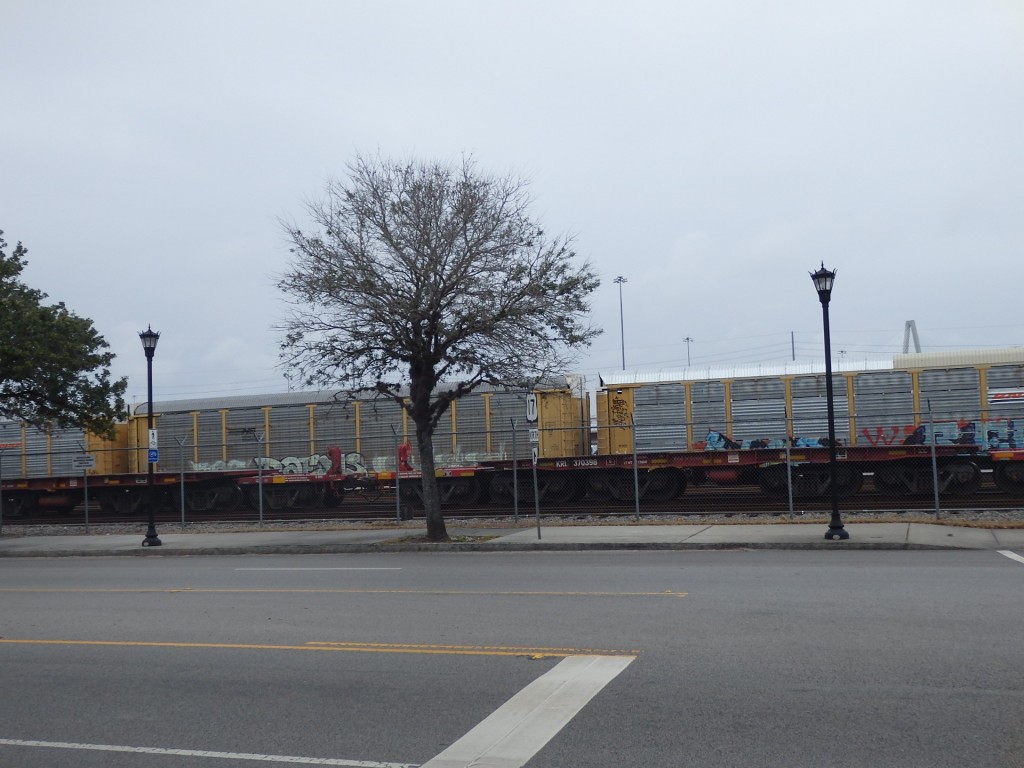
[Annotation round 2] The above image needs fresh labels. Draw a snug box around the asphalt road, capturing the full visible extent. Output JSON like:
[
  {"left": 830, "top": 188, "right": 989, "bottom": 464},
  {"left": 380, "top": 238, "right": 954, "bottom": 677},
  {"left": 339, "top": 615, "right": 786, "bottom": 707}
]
[{"left": 1, "top": 550, "right": 1022, "bottom": 767}]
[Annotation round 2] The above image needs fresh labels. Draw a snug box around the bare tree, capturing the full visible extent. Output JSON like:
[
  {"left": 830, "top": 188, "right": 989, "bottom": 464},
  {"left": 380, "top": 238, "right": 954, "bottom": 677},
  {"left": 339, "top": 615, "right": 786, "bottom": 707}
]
[{"left": 279, "top": 155, "right": 600, "bottom": 541}]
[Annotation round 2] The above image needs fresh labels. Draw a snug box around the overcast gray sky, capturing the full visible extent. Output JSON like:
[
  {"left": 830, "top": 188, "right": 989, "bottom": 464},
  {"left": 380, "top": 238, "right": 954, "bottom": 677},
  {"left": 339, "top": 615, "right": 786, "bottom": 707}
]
[{"left": 3, "top": 0, "right": 1022, "bottom": 407}]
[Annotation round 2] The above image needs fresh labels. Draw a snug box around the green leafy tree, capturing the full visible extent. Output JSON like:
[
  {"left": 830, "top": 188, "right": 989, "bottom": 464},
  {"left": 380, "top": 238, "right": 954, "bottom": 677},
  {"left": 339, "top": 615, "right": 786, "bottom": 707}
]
[
  {"left": 279, "top": 155, "right": 601, "bottom": 541},
  {"left": 0, "top": 231, "right": 127, "bottom": 437}
]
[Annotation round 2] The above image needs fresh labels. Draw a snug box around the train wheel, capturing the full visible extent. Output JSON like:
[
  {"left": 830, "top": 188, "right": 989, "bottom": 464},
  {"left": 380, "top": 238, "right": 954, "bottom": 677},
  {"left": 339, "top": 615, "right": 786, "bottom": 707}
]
[
  {"left": 541, "top": 474, "right": 579, "bottom": 504},
  {"left": 323, "top": 486, "right": 345, "bottom": 507},
  {"left": 98, "top": 489, "right": 143, "bottom": 515},
  {"left": 993, "top": 461, "right": 1024, "bottom": 495},
  {"left": 440, "top": 477, "right": 482, "bottom": 506},
  {"left": 939, "top": 461, "right": 981, "bottom": 495},
  {"left": 605, "top": 470, "right": 638, "bottom": 503},
  {"left": 292, "top": 485, "right": 325, "bottom": 509},
  {"left": 758, "top": 464, "right": 790, "bottom": 496},
  {"left": 584, "top": 472, "right": 614, "bottom": 501},
  {"left": 179, "top": 483, "right": 243, "bottom": 514},
  {"left": 487, "top": 474, "right": 514, "bottom": 504},
  {"left": 873, "top": 466, "right": 913, "bottom": 494},
  {"left": 640, "top": 469, "right": 681, "bottom": 501},
  {"left": 835, "top": 466, "right": 864, "bottom": 496}
]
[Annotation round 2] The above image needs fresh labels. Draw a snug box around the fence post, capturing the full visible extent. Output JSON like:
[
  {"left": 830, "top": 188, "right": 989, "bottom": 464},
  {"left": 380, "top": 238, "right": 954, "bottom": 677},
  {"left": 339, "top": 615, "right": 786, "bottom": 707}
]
[
  {"left": 631, "top": 416, "right": 640, "bottom": 521},
  {"left": 928, "top": 400, "right": 941, "bottom": 519},
  {"left": 176, "top": 436, "right": 188, "bottom": 526},
  {"left": 391, "top": 426, "right": 402, "bottom": 522},
  {"left": 785, "top": 404, "right": 794, "bottom": 514},
  {"left": 510, "top": 419, "right": 519, "bottom": 523},
  {"left": 531, "top": 440, "right": 541, "bottom": 539},
  {"left": 252, "top": 431, "right": 265, "bottom": 527}
]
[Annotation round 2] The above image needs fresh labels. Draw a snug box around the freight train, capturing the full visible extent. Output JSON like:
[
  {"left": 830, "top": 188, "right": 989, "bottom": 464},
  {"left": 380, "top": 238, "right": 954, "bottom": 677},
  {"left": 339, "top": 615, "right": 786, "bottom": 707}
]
[{"left": 3, "top": 348, "right": 1024, "bottom": 517}]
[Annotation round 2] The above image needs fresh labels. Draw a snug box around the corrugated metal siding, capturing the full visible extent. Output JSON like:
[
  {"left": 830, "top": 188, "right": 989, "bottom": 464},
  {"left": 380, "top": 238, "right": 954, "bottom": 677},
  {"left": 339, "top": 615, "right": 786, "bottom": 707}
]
[
  {"left": 355, "top": 398, "right": 407, "bottom": 470},
  {"left": 985, "top": 365, "right": 1024, "bottom": 445},
  {"left": 451, "top": 395, "right": 487, "bottom": 463},
  {"left": 268, "top": 405, "right": 313, "bottom": 460},
  {"left": 919, "top": 369, "right": 981, "bottom": 422},
  {"left": 486, "top": 391, "right": 532, "bottom": 461},
  {"left": 0, "top": 421, "right": 25, "bottom": 478},
  {"left": 154, "top": 412, "right": 195, "bottom": 471},
  {"left": 51, "top": 428, "right": 87, "bottom": 475},
  {"left": 634, "top": 383, "right": 687, "bottom": 451},
  {"left": 731, "top": 379, "right": 786, "bottom": 441},
  {"left": 196, "top": 411, "right": 226, "bottom": 468},
  {"left": 311, "top": 401, "right": 358, "bottom": 459},
  {"left": 791, "top": 376, "right": 850, "bottom": 443},
  {"left": 852, "top": 371, "right": 915, "bottom": 443},
  {"left": 690, "top": 381, "right": 726, "bottom": 442}
]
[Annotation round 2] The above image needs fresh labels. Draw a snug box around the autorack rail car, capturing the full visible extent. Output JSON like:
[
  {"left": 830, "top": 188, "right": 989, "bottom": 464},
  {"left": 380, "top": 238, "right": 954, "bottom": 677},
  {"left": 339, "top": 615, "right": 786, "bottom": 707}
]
[
  {"left": 579, "top": 346, "right": 1024, "bottom": 500},
  {"left": 4, "top": 349, "right": 1024, "bottom": 516},
  {"left": 0, "top": 383, "right": 581, "bottom": 516}
]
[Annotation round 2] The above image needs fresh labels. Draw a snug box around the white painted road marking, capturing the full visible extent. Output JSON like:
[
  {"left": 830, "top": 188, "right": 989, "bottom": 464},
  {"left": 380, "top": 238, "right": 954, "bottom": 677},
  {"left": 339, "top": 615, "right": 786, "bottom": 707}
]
[
  {"left": 0, "top": 738, "right": 415, "bottom": 766},
  {"left": 1, "top": 654, "right": 634, "bottom": 767},
  {"left": 420, "top": 654, "right": 635, "bottom": 768},
  {"left": 998, "top": 550, "right": 1024, "bottom": 565},
  {"left": 236, "top": 568, "right": 403, "bottom": 571}
]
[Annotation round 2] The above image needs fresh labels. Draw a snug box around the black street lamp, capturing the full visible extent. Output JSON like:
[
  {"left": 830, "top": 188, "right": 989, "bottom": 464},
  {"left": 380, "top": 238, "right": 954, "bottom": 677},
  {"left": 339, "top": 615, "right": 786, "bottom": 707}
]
[
  {"left": 614, "top": 276, "right": 627, "bottom": 370},
  {"left": 139, "top": 325, "right": 162, "bottom": 547},
  {"left": 810, "top": 265, "right": 849, "bottom": 541}
]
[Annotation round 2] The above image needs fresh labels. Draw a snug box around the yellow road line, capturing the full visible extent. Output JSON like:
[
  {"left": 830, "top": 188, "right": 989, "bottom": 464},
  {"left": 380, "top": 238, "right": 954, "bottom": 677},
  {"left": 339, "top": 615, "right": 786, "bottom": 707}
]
[
  {"left": 0, "top": 638, "right": 637, "bottom": 658},
  {"left": 0, "top": 587, "right": 687, "bottom": 597}
]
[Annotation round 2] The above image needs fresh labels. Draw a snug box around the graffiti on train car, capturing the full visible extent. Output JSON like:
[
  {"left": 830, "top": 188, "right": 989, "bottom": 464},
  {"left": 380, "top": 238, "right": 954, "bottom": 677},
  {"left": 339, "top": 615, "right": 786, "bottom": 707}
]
[
  {"left": 860, "top": 418, "right": 1020, "bottom": 448},
  {"left": 189, "top": 453, "right": 336, "bottom": 475}
]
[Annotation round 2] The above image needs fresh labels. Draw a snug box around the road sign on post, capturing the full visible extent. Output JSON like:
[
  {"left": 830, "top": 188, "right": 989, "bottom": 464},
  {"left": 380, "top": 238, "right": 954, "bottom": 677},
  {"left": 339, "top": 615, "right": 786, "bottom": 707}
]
[{"left": 148, "top": 448, "right": 159, "bottom": 464}]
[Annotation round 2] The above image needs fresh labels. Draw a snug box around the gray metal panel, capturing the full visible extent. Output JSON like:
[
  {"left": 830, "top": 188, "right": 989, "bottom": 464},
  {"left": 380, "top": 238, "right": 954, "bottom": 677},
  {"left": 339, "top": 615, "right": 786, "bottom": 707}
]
[
  {"left": 310, "top": 400, "right": 358, "bottom": 459},
  {"left": 49, "top": 428, "right": 87, "bottom": 475},
  {"left": 0, "top": 421, "right": 25, "bottom": 479},
  {"left": 452, "top": 394, "right": 487, "bottom": 463},
  {"left": 195, "top": 411, "right": 227, "bottom": 468},
  {"left": 919, "top": 368, "right": 980, "bottom": 422},
  {"left": 153, "top": 412, "right": 195, "bottom": 472},
  {"left": 634, "top": 383, "right": 687, "bottom": 451},
  {"left": 730, "top": 379, "right": 786, "bottom": 441},
  {"left": 690, "top": 381, "right": 726, "bottom": 443},
  {"left": 356, "top": 398, "right": 408, "bottom": 470},
  {"left": 486, "top": 390, "right": 532, "bottom": 461},
  {"left": 851, "top": 371, "right": 916, "bottom": 444},
  {"left": 791, "top": 375, "right": 849, "bottom": 443},
  {"left": 267, "top": 404, "right": 314, "bottom": 460},
  {"left": 979, "top": 365, "right": 1024, "bottom": 448}
]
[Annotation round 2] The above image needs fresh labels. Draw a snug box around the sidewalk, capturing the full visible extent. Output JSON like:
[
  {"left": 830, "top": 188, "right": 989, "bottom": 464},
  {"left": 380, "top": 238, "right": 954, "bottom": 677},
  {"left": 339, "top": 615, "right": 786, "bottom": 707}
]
[{"left": 2, "top": 522, "right": 1023, "bottom": 557}]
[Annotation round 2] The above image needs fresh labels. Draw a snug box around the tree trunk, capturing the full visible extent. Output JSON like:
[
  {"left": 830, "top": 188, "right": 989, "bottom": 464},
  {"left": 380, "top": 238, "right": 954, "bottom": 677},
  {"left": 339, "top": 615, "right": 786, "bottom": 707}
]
[{"left": 416, "top": 427, "right": 449, "bottom": 542}]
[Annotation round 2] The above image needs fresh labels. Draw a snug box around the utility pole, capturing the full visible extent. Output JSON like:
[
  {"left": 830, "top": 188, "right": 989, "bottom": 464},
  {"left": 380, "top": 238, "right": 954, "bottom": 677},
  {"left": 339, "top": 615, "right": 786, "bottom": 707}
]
[{"left": 614, "top": 276, "right": 627, "bottom": 370}]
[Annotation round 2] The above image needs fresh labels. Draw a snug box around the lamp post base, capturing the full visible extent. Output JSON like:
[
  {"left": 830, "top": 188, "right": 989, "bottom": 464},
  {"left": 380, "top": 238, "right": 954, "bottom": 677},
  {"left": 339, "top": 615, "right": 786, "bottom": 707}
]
[
  {"left": 825, "top": 527, "right": 850, "bottom": 541},
  {"left": 142, "top": 526, "right": 162, "bottom": 547}
]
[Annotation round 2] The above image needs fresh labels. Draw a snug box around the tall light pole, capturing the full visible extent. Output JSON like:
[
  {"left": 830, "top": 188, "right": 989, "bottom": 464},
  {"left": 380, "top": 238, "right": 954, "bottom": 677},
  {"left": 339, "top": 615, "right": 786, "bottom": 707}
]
[
  {"left": 810, "top": 265, "right": 848, "bottom": 541},
  {"left": 683, "top": 336, "right": 693, "bottom": 367},
  {"left": 614, "top": 276, "right": 627, "bottom": 370},
  {"left": 139, "top": 326, "right": 162, "bottom": 547}
]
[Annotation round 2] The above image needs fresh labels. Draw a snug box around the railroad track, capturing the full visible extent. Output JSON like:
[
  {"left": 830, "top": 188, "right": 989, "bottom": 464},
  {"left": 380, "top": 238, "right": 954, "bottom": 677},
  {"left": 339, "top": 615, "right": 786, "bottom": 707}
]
[{"left": 6, "top": 484, "right": 1022, "bottom": 528}]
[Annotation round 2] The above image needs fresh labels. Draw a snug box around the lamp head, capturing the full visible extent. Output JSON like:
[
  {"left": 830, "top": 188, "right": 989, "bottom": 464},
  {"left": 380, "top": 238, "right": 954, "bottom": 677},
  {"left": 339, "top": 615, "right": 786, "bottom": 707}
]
[
  {"left": 139, "top": 326, "right": 160, "bottom": 356},
  {"left": 810, "top": 264, "right": 836, "bottom": 304}
]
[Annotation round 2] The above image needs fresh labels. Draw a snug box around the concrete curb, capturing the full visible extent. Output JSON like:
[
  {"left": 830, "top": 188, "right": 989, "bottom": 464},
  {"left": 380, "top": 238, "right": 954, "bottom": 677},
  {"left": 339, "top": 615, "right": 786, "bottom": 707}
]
[{"left": 0, "top": 540, "right": 961, "bottom": 557}]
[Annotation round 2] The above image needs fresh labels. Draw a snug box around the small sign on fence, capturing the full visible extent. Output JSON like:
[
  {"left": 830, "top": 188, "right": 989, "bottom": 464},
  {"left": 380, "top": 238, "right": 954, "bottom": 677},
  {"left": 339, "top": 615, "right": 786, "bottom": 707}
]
[{"left": 72, "top": 454, "right": 96, "bottom": 471}]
